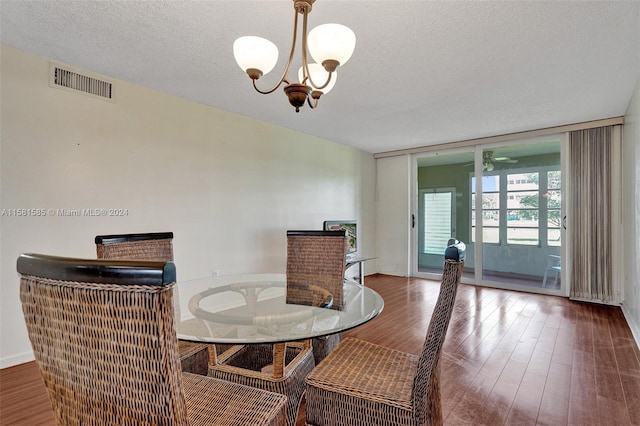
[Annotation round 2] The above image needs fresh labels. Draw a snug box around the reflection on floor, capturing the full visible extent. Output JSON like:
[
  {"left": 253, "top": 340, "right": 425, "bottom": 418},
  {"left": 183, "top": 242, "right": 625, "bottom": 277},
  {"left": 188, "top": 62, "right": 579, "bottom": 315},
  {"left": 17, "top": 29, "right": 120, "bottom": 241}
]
[{"left": 418, "top": 267, "right": 561, "bottom": 290}]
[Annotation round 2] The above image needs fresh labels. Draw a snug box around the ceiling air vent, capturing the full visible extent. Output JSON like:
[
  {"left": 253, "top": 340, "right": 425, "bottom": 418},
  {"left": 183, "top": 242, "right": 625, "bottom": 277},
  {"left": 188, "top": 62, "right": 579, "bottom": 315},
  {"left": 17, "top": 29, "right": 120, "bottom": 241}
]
[{"left": 49, "top": 64, "right": 113, "bottom": 102}]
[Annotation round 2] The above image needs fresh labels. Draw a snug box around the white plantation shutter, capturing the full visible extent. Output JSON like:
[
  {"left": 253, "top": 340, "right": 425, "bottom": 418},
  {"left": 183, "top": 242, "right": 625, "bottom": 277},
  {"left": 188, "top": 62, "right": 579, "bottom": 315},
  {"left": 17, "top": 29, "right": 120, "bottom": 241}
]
[{"left": 423, "top": 191, "right": 453, "bottom": 254}]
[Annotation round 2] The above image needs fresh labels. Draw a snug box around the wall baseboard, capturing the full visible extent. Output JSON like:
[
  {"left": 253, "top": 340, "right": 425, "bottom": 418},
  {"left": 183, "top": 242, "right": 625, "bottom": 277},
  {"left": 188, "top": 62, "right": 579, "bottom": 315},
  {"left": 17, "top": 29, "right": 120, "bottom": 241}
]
[
  {"left": 621, "top": 304, "right": 640, "bottom": 350},
  {"left": 1, "top": 351, "right": 34, "bottom": 369},
  {"left": 568, "top": 296, "right": 621, "bottom": 307}
]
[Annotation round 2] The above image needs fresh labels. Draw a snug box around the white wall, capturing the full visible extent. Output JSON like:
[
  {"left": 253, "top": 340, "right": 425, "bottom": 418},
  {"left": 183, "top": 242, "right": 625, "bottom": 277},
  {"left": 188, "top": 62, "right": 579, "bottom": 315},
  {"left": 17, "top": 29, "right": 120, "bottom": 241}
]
[
  {"left": 375, "top": 155, "right": 411, "bottom": 276},
  {"left": 622, "top": 77, "right": 640, "bottom": 344},
  {"left": 0, "top": 46, "right": 376, "bottom": 368}
]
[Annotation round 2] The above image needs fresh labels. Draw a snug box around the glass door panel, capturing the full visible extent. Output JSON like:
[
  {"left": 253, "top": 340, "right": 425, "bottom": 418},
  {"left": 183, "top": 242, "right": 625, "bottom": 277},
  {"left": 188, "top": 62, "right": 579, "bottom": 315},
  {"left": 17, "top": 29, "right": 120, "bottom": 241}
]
[
  {"left": 478, "top": 140, "right": 562, "bottom": 291},
  {"left": 414, "top": 150, "right": 475, "bottom": 282}
]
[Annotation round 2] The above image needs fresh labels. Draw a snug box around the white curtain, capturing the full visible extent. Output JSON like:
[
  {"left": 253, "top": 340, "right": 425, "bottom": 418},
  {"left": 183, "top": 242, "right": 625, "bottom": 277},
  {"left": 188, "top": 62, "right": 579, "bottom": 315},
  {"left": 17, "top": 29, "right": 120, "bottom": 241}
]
[{"left": 568, "top": 126, "right": 615, "bottom": 302}]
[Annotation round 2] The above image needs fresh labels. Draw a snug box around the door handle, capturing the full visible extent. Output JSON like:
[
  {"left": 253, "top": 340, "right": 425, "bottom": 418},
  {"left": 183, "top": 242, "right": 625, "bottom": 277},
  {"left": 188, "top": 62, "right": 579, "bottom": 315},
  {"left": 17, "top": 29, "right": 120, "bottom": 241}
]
[
  {"left": 411, "top": 214, "right": 415, "bottom": 228},
  {"left": 562, "top": 216, "right": 567, "bottom": 229}
]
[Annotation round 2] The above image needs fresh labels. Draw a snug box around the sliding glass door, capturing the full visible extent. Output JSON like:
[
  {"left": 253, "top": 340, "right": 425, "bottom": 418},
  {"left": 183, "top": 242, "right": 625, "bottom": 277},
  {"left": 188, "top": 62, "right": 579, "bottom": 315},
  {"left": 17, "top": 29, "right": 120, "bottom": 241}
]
[
  {"left": 413, "top": 149, "right": 475, "bottom": 283},
  {"left": 413, "top": 135, "right": 565, "bottom": 294},
  {"left": 474, "top": 141, "right": 563, "bottom": 292}
]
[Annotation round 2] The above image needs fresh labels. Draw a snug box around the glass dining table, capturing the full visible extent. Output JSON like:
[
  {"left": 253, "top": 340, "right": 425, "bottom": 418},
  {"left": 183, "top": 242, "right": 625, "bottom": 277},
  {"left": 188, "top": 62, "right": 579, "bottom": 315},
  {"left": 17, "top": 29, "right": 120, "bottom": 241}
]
[{"left": 174, "top": 273, "right": 384, "bottom": 376}]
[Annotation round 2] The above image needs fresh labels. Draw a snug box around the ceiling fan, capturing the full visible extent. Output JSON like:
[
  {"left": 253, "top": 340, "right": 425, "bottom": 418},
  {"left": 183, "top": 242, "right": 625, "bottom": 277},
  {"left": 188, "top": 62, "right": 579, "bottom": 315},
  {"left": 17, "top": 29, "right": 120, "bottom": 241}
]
[{"left": 463, "top": 151, "right": 518, "bottom": 171}]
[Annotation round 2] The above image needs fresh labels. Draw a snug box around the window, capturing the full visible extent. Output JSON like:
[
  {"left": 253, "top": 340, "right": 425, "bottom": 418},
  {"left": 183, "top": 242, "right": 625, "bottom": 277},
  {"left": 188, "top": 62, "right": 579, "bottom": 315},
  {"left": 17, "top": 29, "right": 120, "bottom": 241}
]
[
  {"left": 546, "top": 170, "right": 562, "bottom": 247},
  {"left": 471, "top": 175, "right": 500, "bottom": 243},
  {"left": 506, "top": 172, "right": 539, "bottom": 245},
  {"left": 471, "top": 168, "right": 561, "bottom": 246}
]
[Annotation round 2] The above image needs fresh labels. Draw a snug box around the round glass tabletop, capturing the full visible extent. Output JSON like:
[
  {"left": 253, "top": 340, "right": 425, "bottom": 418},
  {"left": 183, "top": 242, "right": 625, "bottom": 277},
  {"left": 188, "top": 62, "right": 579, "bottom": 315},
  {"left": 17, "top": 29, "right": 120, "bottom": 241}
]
[{"left": 175, "top": 273, "right": 384, "bottom": 344}]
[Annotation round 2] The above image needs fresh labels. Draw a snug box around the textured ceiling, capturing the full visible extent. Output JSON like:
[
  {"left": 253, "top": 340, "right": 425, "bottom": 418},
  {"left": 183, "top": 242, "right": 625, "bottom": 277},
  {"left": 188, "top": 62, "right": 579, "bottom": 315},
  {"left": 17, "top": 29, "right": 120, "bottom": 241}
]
[{"left": 1, "top": 1, "right": 639, "bottom": 154}]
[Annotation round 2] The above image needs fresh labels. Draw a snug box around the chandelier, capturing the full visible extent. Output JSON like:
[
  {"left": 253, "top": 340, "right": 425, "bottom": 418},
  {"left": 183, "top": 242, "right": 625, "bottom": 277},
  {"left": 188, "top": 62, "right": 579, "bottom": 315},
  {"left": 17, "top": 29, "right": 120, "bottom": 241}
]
[{"left": 233, "top": 0, "right": 356, "bottom": 112}]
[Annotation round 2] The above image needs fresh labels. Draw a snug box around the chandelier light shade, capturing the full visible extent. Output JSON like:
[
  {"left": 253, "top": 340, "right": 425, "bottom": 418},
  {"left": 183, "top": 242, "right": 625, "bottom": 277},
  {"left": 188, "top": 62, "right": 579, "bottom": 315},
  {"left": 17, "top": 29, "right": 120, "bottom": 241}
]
[
  {"left": 307, "top": 24, "right": 356, "bottom": 66},
  {"left": 233, "top": 0, "right": 356, "bottom": 112},
  {"left": 233, "top": 36, "right": 279, "bottom": 78},
  {"left": 298, "top": 63, "right": 336, "bottom": 94}
]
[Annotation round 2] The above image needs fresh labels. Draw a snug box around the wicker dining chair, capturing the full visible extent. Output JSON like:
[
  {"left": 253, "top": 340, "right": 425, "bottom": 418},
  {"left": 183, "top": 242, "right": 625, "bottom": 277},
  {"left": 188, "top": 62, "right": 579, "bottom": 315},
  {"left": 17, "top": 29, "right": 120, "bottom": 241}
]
[
  {"left": 304, "top": 256, "right": 464, "bottom": 426},
  {"left": 209, "top": 341, "right": 314, "bottom": 426},
  {"left": 286, "top": 230, "right": 347, "bottom": 365},
  {"left": 95, "top": 231, "right": 213, "bottom": 374},
  {"left": 17, "top": 253, "right": 287, "bottom": 426}
]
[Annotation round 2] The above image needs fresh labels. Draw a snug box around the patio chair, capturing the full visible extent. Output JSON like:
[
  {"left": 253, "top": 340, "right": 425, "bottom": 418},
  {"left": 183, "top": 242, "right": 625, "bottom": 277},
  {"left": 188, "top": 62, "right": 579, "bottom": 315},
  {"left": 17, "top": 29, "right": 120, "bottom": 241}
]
[
  {"left": 542, "top": 254, "right": 561, "bottom": 288},
  {"left": 286, "top": 230, "right": 347, "bottom": 365},
  {"left": 304, "top": 252, "right": 464, "bottom": 425},
  {"left": 17, "top": 253, "right": 287, "bottom": 426}
]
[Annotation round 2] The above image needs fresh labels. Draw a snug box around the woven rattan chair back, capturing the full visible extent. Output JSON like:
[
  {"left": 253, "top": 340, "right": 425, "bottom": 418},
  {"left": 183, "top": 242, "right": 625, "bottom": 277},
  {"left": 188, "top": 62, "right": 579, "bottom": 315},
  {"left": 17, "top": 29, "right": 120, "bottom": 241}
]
[
  {"left": 95, "top": 232, "right": 174, "bottom": 261},
  {"left": 17, "top": 253, "right": 188, "bottom": 425},
  {"left": 286, "top": 230, "right": 347, "bottom": 365},
  {"left": 412, "top": 259, "right": 464, "bottom": 424},
  {"left": 18, "top": 254, "right": 287, "bottom": 425},
  {"left": 94, "top": 231, "right": 218, "bottom": 375},
  {"left": 286, "top": 230, "right": 347, "bottom": 310}
]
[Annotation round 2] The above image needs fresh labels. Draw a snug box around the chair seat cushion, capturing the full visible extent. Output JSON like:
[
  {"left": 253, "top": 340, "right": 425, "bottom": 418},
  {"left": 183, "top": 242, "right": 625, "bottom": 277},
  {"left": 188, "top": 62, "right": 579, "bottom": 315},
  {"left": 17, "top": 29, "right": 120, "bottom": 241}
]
[
  {"left": 182, "top": 372, "right": 287, "bottom": 426},
  {"left": 305, "top": 337, "right": 417, "bottom": 425}
]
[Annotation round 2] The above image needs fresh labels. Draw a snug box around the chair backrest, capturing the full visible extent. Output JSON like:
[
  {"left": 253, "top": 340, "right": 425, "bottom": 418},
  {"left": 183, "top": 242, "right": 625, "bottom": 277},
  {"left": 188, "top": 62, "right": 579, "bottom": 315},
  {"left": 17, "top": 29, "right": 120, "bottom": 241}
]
[
  {"left": 412, "top": 258, "right": 464, "bottom": 424},
  {"left": 547, "top": 254, "right": 561, "bottom": 268},
  {"left": 17, "top": 253, "right": 186, "bottom": 425},
  {"left": 286, "top": 230, "right": 347, "bottom": 310},
  {"left": 95, "top": 231, "right": 180, "bottom": 317},
  {"left": 95, "top": 232, "right": 174, "bottom": 261}
]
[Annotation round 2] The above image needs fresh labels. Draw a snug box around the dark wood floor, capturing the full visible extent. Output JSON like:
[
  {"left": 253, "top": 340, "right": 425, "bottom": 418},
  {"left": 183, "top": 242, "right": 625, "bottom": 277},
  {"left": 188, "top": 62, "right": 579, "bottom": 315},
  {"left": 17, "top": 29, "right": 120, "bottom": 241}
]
[{"left": 2, "top": 274, "right": 639, "bottom": 425}]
